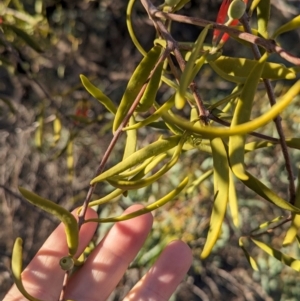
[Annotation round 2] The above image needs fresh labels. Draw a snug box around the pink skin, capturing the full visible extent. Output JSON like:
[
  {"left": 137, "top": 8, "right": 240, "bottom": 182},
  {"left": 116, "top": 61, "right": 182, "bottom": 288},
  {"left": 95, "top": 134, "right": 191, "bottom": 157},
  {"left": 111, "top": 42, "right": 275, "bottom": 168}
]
[{"left": 4, "top": 205, "right": 192, "bottom": 301}]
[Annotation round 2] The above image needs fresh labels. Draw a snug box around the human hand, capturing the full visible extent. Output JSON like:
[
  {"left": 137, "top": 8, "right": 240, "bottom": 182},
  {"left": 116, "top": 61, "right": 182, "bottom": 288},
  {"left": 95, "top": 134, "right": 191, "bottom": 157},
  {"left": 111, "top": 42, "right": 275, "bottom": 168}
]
[{"left": 4, "top": 204, "right": 192, "bottom": 301}]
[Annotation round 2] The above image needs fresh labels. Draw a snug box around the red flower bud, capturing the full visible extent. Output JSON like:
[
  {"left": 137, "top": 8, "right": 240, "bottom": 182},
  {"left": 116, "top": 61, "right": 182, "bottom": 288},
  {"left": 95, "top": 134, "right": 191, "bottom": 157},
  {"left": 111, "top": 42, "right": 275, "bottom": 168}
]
[{"left": 213, "top": 0, "right": 248, "bottom": 46}]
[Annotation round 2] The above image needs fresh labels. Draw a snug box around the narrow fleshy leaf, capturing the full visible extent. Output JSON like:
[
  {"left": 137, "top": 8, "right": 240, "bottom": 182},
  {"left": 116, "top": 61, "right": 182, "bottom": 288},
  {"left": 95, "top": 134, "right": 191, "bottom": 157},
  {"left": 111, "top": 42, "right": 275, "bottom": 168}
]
[
  {"left": 113, "top": 45, "right": 161, "bottom": 132},
  {"left": 177, "top": 25, "right": 211, "bottom": 109},
  {"left": 107, "top": 135, "right": 186, "bottom": 190},
  {"left": 12, "top": 238, "right": 44, "bottom": 301},
  {"left": 91, "top": 136, "right": 181, "bottom": 184},
  {"left": 229, "top": 53, "right": 267, "bottom": 180},
  {"left": 229, "top": 172, "right": 239, "bottom": 227},
  {"left": 19, "top": 187, "right": 79, "bottom": 256},
  {"left": 283, "top": 166, "right": 300, "bottom": 246},
  {"left": 257, "top": 0, "right": 270, "bottom": 38},
  {"left": 161, "top": 80, "right": 300, "bottom": 138},
  {"left": 186, "top": 169, "right": 213, "bottom": 195},
  {"left": 214, "top": 56, "right": 295, "bottom": 80},
  {"left": 251, "top": 238, "right": 300, "bottom": 271},
  {"left": 80, "top": 75, "right": 117, "bottom": 114},
  {"left": 34, "top": 105, "right": 44, "bottom": 149},
  {"left": 123, "top": 116, "right": 137, "bottom": 160},
  {"left": 85, "top": 177, "right": 189, "bottom": 223},
  {"left": 272, "top": 15, "right": 300, "bottom": 39},
  {"left": 249, "top": 0, "right": 262, "bottom": 16},
  {"left": 239, "top": 237, "right": 259, "bottom": 271},
  {"left": 52, "top": 115, "right": 62, "bottom": 146},
  {"left": 241, "top": 172, "right": 300, "bottom": 213},
  {"left": 136, "top": 60, "right": 163, "bottom": 112},
  {"left": 201, "top": 138, "right": 229, "bottom": 259},
  {"left": 123, "top": 95, "right": 175, "bottom": 131}
]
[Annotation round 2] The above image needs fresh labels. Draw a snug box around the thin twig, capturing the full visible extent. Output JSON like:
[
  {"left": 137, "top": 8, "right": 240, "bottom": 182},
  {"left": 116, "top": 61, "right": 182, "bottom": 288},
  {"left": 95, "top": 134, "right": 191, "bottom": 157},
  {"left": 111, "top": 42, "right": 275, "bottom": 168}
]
[
  {"left": 240, "top": 14, "right": 296, "bottom": 204},
  {"left": 140, "top": 0, "right": 209, "bottom": 122},
  {"left": 67, "top": 46, "right": 169, "bottom": 301},
  {"left": 77, "top": 49, "right": 169, "bottom": 228},
  {"left": 154, "top": 11, "right": 300, "bottom": 66},
  {"left": 249, "top": 215, "right": 292, "bottom": 238},
  {"left": 59, "top": 272, "right": 70, "bottom": 301}
]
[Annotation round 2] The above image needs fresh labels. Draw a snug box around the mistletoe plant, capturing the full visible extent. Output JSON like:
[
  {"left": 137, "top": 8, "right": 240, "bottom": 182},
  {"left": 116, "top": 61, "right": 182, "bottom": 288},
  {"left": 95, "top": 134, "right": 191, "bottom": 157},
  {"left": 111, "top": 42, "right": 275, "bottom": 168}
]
[{"left": 7, "top": 0, "right": 300, "bottom": 300}]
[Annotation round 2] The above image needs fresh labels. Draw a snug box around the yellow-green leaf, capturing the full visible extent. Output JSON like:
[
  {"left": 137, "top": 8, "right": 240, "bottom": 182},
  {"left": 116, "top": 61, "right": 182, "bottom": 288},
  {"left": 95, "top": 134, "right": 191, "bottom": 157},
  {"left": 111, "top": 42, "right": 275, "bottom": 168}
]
[
  {"left": 283, "top": 166, "right": 300, "bottom": 246},
  {"left": 85, "top": 177, "right": 189, "bottom": 223},
  {"left": 229, "top": 53, "right": 267, "bottom": 181},
  {"left": 126, "top": 0, "right": 147, "bottom": 56},
  {"left": 19, "top": 188, "right": 79, "bottom": 256},
  {"left": 161, "top": 80, "right": 300, "bottom": 138},
  {"left": 52, "top": 115, "right": 62, "bottom": 146},
  {"left": 136, "top": 59, "right": 163, "bottom": 112},
  {"left": 176, "top": 25, "right": 211, "bottom": 109},
  {"left": 272, "top": 15, "right": 300, "bottom": 39},
  {"left": 186, "top": 169, "right": 213, "bottom": 195},
  {"left": 241, "top": 172, "right": 300, "bottom": 213},
  {"left": 239, "top": 237, "right": 259, "bottom": 271},
  {"left": 257, "top": 0, "right": 270, "bottom": 38},
  {"left": 80, "top": 75, "right": 117, "bottom": 114},
  {"left": 91, "top": 135, "right": 181, "bottom": 184},
  {"left": 208, "top": 61, "right": 246, "bottom": 83},
  {"left": 34, "top": 105, "right": 44, "bottom": 149},
  {"left": 229, "top": 172, "right": 239, "bottom": 228},
  {"left": 251, "top": 238, "right": 300, "bottom": 271},
  {"left": 87, "top": 189, "right": 123, "bottom": 208},
  {"left": 113, "top": 45, "right": 161, "bottom": 131},
  {"left": 123, "top": 116, "right": 137, "bottom": 160},
  {"left": 213, "top": 56, "right": 296, "bottom": 80},
  {"left": 12, "top": 238, "right": 44, "bottom": 301},
  {"left": 201, "top": 137, "right": 229, "bottom": 259},
  {"left": 123, "top": 95, "right": 175, "bottom": 131},
  {"left": 106, "top": 135, "right": 186, "bottom": 190},
  {"left": 249, "top": 0, "right": 262, "bottom": 16}
]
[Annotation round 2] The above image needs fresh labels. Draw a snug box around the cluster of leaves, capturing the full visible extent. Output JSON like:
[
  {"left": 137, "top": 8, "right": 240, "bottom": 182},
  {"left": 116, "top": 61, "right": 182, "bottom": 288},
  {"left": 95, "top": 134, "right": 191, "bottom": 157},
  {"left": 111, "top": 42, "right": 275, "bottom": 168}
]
[{"left": 2, "top": 0, "right": 300, "bottom": 299}]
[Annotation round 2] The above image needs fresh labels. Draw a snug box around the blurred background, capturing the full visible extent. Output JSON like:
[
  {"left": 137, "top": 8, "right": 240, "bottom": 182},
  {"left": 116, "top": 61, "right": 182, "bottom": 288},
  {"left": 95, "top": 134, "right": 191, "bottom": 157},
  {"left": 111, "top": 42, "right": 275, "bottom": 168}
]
[{"left": 1, "top": 0, "right": 300, "bottom": 300}]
